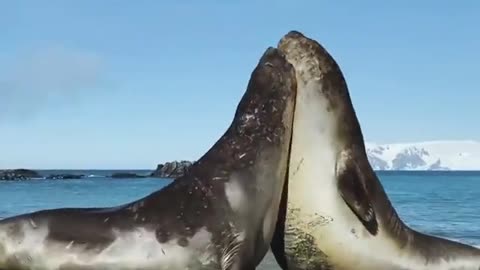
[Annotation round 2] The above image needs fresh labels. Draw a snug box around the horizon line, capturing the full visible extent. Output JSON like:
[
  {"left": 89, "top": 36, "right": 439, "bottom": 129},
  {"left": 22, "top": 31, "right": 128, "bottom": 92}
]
[{"left": 3, "top": 168, "right": 480, "bottom": 173}]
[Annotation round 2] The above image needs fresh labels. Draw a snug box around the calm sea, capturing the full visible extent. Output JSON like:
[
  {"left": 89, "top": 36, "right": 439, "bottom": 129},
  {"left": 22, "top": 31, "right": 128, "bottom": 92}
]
[{"left": 1, "top": 170, "right": 479, "bottom": 269}]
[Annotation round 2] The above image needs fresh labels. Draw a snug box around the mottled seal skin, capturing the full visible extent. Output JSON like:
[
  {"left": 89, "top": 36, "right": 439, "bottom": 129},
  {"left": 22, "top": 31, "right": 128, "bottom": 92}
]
[
  {"left": 0, "top": 47, "right": 297, "bottom": 270},
  {"left": 271, "top": 31, "right": 480, "bottom": 270}
]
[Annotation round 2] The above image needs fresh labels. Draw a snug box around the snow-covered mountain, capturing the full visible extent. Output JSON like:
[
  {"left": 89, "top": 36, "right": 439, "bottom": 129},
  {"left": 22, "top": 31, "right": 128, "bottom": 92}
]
[{"left": 365, "top": 140, "right": 480, "bottom": 171}]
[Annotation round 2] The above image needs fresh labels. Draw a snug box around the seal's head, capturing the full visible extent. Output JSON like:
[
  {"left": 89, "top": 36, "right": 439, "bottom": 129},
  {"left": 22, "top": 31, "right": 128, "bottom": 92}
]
[
  {"left": 278, "top": 31, "right": 363, "bottom": 150},
  {"left": 195, "top": 46, "right": 297, "bottom": 177},
  {"left": 231, "top": 47, "right": 297, "bottom": 149}
]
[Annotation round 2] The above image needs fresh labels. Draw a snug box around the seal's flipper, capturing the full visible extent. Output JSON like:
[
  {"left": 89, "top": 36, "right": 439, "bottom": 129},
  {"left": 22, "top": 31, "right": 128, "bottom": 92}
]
[{"left": 337, "top": 159, "right": 378, "bottom": 236}]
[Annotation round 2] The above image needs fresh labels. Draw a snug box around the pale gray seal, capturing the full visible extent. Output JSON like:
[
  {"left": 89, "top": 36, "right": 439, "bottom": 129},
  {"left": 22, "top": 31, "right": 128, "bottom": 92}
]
[{"left": 271, "top": 31, "right": 480, "bottom": 270}]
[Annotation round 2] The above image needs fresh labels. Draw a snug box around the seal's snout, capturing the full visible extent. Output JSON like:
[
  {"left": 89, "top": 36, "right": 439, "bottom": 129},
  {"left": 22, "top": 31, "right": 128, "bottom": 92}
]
[
  {"left": 258, "top": 47, "right": 288, "bottom": 70},
  {"left": 277, "top": 30, "right": 345, "bottom": 88},
  {"left": 277, "top": 30, "right": 307, "bottom": 52},
  {"left": 282, "top": 30, "right": 306, "bottom": 40},
  {"left": 255, "top": 47, "right": 296, "bottom": 94},
  {"left": 261, "top": 47, "right": 278, "bottom": 58},
  {"left": 277, "top": 30, "right": 324, "bottom": 85}
]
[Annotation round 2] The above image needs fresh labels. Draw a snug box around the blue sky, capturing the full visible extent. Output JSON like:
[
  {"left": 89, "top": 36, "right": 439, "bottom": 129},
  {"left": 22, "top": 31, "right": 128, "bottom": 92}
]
[{"left": 1, "top": 1, "right": 479, "bottom": 169}]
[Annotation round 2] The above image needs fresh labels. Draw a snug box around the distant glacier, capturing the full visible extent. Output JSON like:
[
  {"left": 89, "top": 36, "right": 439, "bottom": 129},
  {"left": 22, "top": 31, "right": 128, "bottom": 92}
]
[{"left": 366, "top": 140, "right": 480, "bottom": 170}]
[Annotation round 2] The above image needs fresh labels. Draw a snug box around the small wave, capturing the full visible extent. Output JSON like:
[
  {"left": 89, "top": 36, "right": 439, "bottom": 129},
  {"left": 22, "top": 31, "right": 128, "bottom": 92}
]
[{"left": 87, "top": 174, "right": 106, "bottom": 178}]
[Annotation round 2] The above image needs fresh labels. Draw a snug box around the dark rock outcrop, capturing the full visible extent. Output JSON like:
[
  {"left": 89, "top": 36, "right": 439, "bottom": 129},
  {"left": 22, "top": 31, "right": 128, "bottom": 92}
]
[
  {"left": 46, "top": 174, "right": 85, "bottom": 180},
  {"left": 111, "top": 172, "right": 147, "bottom": 179},
  {"left": 151, "top": 160, "right": 193, "bottom": 178},
  {"left": 0, "top": 169, "right": 41, "bottom": 181}
]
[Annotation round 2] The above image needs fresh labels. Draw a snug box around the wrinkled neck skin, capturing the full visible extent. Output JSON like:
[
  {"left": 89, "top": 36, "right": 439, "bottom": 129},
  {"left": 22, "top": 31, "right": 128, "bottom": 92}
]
[{"left": 276, "top": 31, "right": 480, "bottom": 270}]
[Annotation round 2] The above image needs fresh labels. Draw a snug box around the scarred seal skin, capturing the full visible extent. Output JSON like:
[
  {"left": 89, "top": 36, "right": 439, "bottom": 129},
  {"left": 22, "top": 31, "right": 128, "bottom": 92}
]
[{"left": 0, "top": 47, "right": 297, "bottom": 270}]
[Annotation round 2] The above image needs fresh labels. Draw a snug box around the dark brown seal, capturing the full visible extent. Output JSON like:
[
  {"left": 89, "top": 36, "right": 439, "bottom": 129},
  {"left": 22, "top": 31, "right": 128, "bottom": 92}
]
[{"left": 0, "top": 47, "right": 297, "bottom": 270}]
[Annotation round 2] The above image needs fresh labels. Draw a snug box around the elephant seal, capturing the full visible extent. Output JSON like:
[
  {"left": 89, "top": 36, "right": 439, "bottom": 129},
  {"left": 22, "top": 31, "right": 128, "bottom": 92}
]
[
  {"left": 270, "top": 31, "right": 480, "bottom": 270},
  {"left": 0, "top": 47, "right": 297, "bottom": 270}
]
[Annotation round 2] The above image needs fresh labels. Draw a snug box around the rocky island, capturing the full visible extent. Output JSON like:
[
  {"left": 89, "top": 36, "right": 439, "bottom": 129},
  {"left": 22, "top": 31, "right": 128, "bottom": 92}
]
[
  {"left": 111, "top": 172, "right": 148, "bottom": 179},
  {"left": 0, "top": 169, "right": 42, "bottom": 180},
  {"left": 45, "top": 174, "right": 86, "bottom": 180},
  {"left": 150, "top": 160, "right": 193, "bottom": 178},
  {"left": 0, "top": 160, "right": 194, "bottom": 181},
  {"left": 0, "top": 169, "right": 87, "bottom": 181}
]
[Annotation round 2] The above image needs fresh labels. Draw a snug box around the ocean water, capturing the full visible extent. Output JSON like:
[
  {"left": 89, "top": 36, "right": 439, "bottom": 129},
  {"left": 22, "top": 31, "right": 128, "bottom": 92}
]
[{"left": 1, "top": 170, "right": 480, "bottom": 269}]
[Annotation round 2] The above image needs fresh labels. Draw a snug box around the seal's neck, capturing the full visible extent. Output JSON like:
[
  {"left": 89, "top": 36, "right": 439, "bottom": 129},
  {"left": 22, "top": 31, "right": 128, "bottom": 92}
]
[{"left": 374, "top": 181, "right": 480, "bottom": 268}]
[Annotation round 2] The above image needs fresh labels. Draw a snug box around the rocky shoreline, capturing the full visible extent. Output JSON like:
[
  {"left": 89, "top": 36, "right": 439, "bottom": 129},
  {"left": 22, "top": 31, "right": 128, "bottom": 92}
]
[
  {"left": 0, "top": 160, "right": 194, "bottom": 181},
  {"left": 0, "top": 169, "right": 42, "bottom": 181}
]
